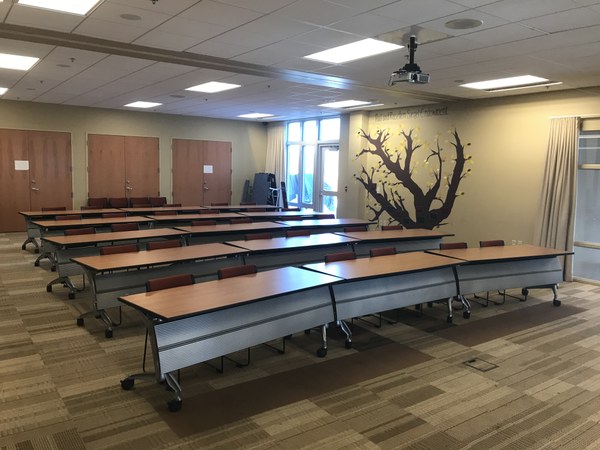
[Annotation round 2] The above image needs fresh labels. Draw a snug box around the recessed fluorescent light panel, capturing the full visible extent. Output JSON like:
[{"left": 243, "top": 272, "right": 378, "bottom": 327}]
[
  {"left": 18, "top": 0, "right": 102, "bottom": 15},
  {"left": 124, "top": 101, "right": 162, "bottom": 109},
  {"left": 320, "top": 100, "right": 371, "bottom": 108},
  {"left": 460, "top": 75, "right": 551, "bottom": 91},
  {"left": 0, "top": 52, "right": 39, "bottom": 71},
  {"left": 0, "top": 88, "right": 7, "bottom": 96},
  {"left": 304, "top": 38, "right": 402, "bottom": 64},
  {"left": 237, "top": 113, "right": 274, "bottom": 119},
  {"left": 186, "top": 82, "right": 241, "bottom": 93}
]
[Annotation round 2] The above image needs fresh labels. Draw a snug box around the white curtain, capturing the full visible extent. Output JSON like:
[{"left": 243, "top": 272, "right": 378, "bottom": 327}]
[
  {"left": 534, "top": 116, "right": 579, "bottom": 280},
  {"left": 265, "top": 123, "right": 285, "bottom": 187}
]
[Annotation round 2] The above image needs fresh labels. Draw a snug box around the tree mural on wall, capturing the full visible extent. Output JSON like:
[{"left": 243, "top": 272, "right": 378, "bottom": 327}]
[{"left": 355, "top": 127, "right": 472, "bottom": 229}]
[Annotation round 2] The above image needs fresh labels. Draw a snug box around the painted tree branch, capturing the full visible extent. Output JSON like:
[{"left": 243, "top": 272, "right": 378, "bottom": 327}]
[{"left": 356, "top": 128, "right": 471, "bottom": 229}]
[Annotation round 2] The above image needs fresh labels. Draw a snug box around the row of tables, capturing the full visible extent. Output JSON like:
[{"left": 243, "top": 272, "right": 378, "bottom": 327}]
[
  {"left": 21, "top": 205, "right": 570, "bottom": 412},
  {"left": 118, "top": 244, "right": 568, "bottom": 411}
]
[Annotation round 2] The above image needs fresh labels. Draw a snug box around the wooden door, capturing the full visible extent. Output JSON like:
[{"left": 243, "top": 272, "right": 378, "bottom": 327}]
[
  {"left": 0, "top": 129, "right": 30, "bottom": 231},
  {"left": 202, "top": 140, "right": 231, "bottom": 205},
  {"left": 124, "top": 136, "right": 159, "bottom": 198},
  {"left": 88, "top": 134, "right": 159, "bottom": 200},
  {"left": 88, "top": 134, "right": 126, "bottom": 198},
  {"left": 28, "top": 131, "right": 72, "bottom": 211},
  {"left": 172, "top": 138, "right": 204, "bottom": 206}
]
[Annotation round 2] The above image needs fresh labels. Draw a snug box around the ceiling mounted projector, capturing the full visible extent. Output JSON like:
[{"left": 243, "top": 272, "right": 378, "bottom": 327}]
[{"left": 389, "top": 35, "right": 430, "bottom": 86}]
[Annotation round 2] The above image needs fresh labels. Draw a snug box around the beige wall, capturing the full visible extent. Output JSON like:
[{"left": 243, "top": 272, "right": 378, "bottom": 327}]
[
  {"left": 0, "top": 99, "right": 267, "bottom": 208},
  {"left": 348, "top": 88, "right": 600, "bottom": 246}
]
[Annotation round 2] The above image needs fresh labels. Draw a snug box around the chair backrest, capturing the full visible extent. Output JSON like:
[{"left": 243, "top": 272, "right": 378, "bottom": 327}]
[
  {"left": 369, "top": 247, "right": 396, "bottom": 257},
  {"left": 479, "top": 240, "right": 504, "bottom": 247},
  {"left": 108, "top": 197, "right": 129, "bottom": 208},
  {"left": 149, "top": 197, "right": 167, "bottom": 206},
  {"left": 146, "top": 239, "right": 182, "bottom": 251},
  {"left": 131, "top": 203, "right": 152, "bottom": 208},
  {"left": 344, "top": 225, "right": 368, "bottom": 232},
  {"left": 245, "top": 232, "right": 272, "bottom": 240},
  {"left": 41, "top": 206, "right": 67, "bottom": 212},
  {"left": 230, "top": 217, "right": 253, "bottom": 224},
  {"left": 55, "top": 214, "right": 81, "bottom": 220},
  {"left": 381, "top": 224, "right": 403, "bottom": 231},
  {"left": 440, "top": 242, "right": 468, "bottom": 250},
  {"left": 286, "top": 229, "right": 311, "bottom": 237},
  {"left": 191, "top": 220, "right": 217, "bottom": 226},
  {"left": 88, "top": 197, "right": 108, "bottom": 208},
  {"left": 324, "top": 251, "right": 356, "bottom": 263},
  {"left": 64, "top": 227, "right": 96, "bottom": 236},
  {"left": 110, "top": 223, "right": 139, "bottom": 232},
  {"left": 164, "top": 203, "right": 182, "bottom": 207},
  {"left": 217, "top": 264, "right": 257, "bottom": 279},
  {"left": 153, "top": 211, "right": 174, "bottom": 216},
  {"left": 102, "top": 212, "right": 126, "bottom": 218},
  {"left": 100, "top": 243, "right": 138, "bottom": 255},
  {"left": 146, "top": 273, "right": 194, "bottom": 292},
  {"left": 129, "top": 197, "right": 149, "bottom": 207}
]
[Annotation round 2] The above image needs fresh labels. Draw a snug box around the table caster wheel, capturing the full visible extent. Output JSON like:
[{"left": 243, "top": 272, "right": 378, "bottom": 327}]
[
  {"left": 316, "top": 347, "right": 327, "bottom": 358},
  {"left": 167, "top": 399, "right": 182, "bottom": 412},
  {"left": 68, "top": 293, "right": 75, "bottom": 300},
  {"left": 344, "top": 339, "right": 352, "bottom": 349},
  {"left": 521, "top": 288, "right": 529, "bottom": 296},
  {"left": 46, "top": 285, "right": 52, "bottom": 292},
  {"left": 553, "top": 299, "right": 561, "bottom": 307},
  {"left": 51, "top": 266, "right": 56, "bottom": 272},
  {"left": 76, "top": 317, "right": 84, "bottom": 327},
  {"left": 463, "top": 311, "right": 471, "bottom": 319},
  {"left": 105, "top": 329, "right": 113, "bottom": 338},
  {"left": 120, "top": 377, "right": 134, "bottom": 390},
  {"left": 34, "top": 261, "right": 40, "bottom": 267},
  {"left": 446, "top": 315, "right": 453, "bottom": 324}
]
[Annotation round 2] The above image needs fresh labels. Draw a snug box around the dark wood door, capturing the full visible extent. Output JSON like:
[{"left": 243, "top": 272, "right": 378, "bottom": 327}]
[
  {"left": 88, "top": 134, "right": 159, "bottom": 200},
  {"left": 0, "top": 129, "right": 30, "bottom": 231},
  {"left": 28, "top": 131, "right": 72, "bottom": 211},
  {"left": 202, "top": 140, "right": 231, "bottom": 205},
  {"left": 172, "top": 139, "right": 232, "bottom": 206},
  {"left": 0, "top": 129, "right": 72, "bottom": 232}
]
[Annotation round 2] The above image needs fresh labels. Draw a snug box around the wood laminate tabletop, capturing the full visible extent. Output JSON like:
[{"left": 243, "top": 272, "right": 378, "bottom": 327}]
[
  {"left": 337, "top": 228, "right": 453, "bottom": 242},
  {"left": 120, "top": 206, "right": 205, "bottom": 214},
  {"left": 20, "top": 208, "right": 122, "bottom": 217},
  {"left": 72, "top": 242, "right": 245, "bottom": 272},
  {"left": 226, "top": 232, "right": 358, "bottom": 252},
  {"left": 143, "top": 213, "right": 241, "bottom": 221},
  {"left": 427, "top": 244, "right": 572, "bottom": 263},
  {"left": 239, "top": 211, "right": 333, "bottom": 219},
  {"left": 202, "top": 204, "right": 279, "bottom": 211},
  {"left": 176, "top": 222, "right": 289, "bottom": 235},
  {"left": 33, "top": 216, "right": 155, "bottom": 229},
  {"left": 277, "top": 218, "right": 375, "bottom": 228},
  {"left": 304, "top": 251, "right": 461, "bottom": 281},
  {"left": 42, "top": 228, "right": 188, "bottom": 247},
  {"left": 119, "top": 266, "right": 340, "bottom": 320}
]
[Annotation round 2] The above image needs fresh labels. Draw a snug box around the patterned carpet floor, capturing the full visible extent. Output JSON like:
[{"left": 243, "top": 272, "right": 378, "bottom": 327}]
[{"left": 1, "top": 231, "right": 599, "bottom": 449}]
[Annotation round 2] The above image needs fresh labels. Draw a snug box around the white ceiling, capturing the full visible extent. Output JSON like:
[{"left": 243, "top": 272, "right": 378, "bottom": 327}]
[{"left": 0, "top": 0, "right": 599, "bottom": 122}]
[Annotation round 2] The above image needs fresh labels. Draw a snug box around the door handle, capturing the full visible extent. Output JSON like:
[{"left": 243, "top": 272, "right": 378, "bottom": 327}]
[
  {"left": 203, "top": 183, "right": 209, "bottom": 191},
  {"left": 126, "top": 186, "right": 133, "bottom": 191},
  {"left": 31, "top": 187, "right": 40, "bottom": 191}
]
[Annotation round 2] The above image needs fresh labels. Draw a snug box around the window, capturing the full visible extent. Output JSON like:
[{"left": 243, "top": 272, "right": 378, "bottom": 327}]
[
  {"left": 285, "top": 117, "right": 340, "bottom": 213},
  {"left": 573, "top": 131, "right": 600, "bottom": 282}
]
